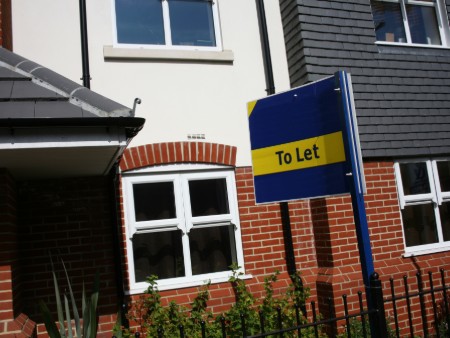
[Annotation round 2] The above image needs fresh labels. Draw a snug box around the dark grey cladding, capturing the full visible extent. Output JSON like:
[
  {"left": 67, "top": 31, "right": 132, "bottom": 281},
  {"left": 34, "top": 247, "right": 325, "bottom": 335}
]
[{"left": 279, "top": 0, "right": 450, "bottom": 159}]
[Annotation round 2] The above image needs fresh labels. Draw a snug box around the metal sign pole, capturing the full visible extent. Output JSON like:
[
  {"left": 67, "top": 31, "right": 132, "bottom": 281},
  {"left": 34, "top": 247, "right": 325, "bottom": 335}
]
[
  {"left": 336, "top": 71, "right": 374, "bottom": 287},
  {"left": 336, "top": 71, "right": 388, "bottom": 336}
]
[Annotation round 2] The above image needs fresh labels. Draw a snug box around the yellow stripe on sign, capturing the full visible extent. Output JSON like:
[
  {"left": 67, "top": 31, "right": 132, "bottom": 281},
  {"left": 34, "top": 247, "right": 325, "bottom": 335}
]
[{"left": 252, "top": 131, "right": 346, "bottom": 176}]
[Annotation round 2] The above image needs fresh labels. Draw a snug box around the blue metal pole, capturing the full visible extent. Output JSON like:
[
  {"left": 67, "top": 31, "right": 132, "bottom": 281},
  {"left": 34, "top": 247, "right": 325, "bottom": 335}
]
[
  {"left": 335, "top": 71, "right": 375, "bottom": 287},
  {"left": 336, "top": 71, "right": 386, "bottom": 336}
]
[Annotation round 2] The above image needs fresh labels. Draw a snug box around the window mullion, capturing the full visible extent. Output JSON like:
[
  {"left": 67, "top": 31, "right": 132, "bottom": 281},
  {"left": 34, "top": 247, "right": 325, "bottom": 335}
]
[
  {"left": 394, "top": 162, "right": 407, "bottom": 209},
  {"left": 180, "top": 176, "right": 194, "bottom": 234},
  {"left": 434, "top": 0, "right": 448, "bottom": 46},
  {"left": 426, "top": 160, "right": 438, "bottom": 205},
  {"left": 431, "top": 159, "right": 446, "bottom": 243},
  {"left": 400, "top": 0, "right": 413, "bottom": 43},
  {"left": 431, "top": 160, "right": 444, "bottom": 205},
  {"left": 210, "top": 1, "right": 222, "bottom": 50},
  {"left": 162, "top": 0, "right": 172, "bottom": 46},
  {"left": 179, "top": 175, "right": 194, "bottom": 277}
]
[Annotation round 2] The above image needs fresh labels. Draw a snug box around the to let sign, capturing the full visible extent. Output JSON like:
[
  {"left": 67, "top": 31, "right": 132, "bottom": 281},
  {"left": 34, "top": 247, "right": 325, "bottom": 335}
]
[{"left": 248, "top": 75, "right": 352, "bottom": 204}]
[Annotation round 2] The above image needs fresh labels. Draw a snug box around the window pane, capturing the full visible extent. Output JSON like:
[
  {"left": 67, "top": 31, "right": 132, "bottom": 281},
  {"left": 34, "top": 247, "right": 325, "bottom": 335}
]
[
  {"left": 402, "top": 204, "right": 438, "bottom": 246},
  {"left": 439, "top": 202, "right": 450, "bottom": 241},
  {"left": 371, "top": 1, "right": 407, "bottom": 43},
  {"left": 400, "top": 162, "right": 431, "bottom": 195},
  {"left": 115, "top": 0, "right": 165, "bottom": 45},
  {"left": 189, "top": 225, "right": 236, "bottom": 275},
  {"left": 406, "top": 4, "right": 441, "bottom": 45},
  {"left": 133, "top": 230, "right": 185, "bottom": 282},
  {"left": 189, "top": 178, "right": 230, "bottom": 216},
  {"left": 168, "top": 0, "right": 216, "bottom": 46},
  {"left": 437, "top": 161, "right": 450, "bottom": 192},
  {"left": 133, "top": 182, "right": 176, "bottom": 221}
]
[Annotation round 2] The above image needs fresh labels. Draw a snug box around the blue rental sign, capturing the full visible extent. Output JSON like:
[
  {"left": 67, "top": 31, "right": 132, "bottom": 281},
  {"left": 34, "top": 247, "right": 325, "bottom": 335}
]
[
  {"left": 248, "top": 72, "right": 376, "bottom": 325},
  {"left": 247, "top": 72, "right": 364, "bottom": 204}
]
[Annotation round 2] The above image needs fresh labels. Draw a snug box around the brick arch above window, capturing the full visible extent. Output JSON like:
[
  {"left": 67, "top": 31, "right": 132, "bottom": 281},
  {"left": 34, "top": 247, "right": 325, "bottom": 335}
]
[{"left": 120, "top": 142, "right": 237, "bottom": 172}]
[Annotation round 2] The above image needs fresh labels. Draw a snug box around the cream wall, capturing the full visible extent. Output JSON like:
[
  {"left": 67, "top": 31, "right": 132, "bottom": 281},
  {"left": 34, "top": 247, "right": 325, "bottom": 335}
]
[{"left": 11, "top": 0, "right": 290, "bottom": 166}]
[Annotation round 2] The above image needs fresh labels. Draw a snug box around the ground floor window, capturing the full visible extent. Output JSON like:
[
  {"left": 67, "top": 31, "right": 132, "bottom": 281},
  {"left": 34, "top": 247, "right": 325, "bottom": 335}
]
[
  {"left": 123, "top": 165, "right": 244, "bottom": 292},
  {"left": 395, "top": 158, "right": 450, "bottom": 254}
]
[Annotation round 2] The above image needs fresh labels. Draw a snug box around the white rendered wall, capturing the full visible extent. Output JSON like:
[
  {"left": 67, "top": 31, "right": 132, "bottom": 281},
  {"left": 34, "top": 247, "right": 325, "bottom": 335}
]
[{"left": 11, "top": 0, "right": 290, "bottom": 167}]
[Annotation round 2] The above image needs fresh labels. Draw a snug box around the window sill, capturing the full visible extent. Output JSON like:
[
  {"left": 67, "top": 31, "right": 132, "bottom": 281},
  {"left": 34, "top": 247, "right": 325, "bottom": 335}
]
[
  {"left": 403, "top": 245, "right": 450, "bottom": 258},
  {"left": 376, "top": 41, "right": 450, "bottom": 57},
  {"left": 125, "top": 273, "right": 253, "bottom": 295},
  {"left": 103, "top": 45, "right": 234, "bottom": 63}
]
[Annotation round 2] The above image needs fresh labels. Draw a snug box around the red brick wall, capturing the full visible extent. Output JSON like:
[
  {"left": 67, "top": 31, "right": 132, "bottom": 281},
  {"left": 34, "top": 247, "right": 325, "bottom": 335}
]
[
  {"left": 0, "top": 169, "right": 18, "bottom": 331},
  {"left": 365, "top": 161, "right": 450, "bottom": 336},
  {"left": 16, "top": 176, "right": 119, "bottom": 337},
  {"left": 0, "top": 169, "right": 37, "bottom": 337},
  {"left": 121, "top": 145, "right": 450, "bottom": 335},
  {"left": 120, "top": 142, "right": 319, "bottom": 322}
]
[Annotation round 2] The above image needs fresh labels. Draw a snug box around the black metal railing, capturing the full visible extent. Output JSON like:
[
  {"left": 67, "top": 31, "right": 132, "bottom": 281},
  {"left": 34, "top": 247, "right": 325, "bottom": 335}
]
[
  {"left": 113, "top": 270, "right": 450, "bottom": 337},
  {"left": 385, "top": 269, "right": 450, "bottom": 338}
]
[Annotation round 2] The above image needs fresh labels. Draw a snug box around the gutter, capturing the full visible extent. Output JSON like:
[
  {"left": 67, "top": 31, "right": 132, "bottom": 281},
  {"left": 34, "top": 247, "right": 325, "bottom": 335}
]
[
  {"left": 255, "top": 0, "right": 306, "bottom": 310},
  {"left": 0, "top": 117, "right": 145, "bottom": 139}
]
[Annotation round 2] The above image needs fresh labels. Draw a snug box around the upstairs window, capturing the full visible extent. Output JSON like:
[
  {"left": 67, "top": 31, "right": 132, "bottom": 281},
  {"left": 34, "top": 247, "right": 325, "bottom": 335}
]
[
  {"left": 395, "top": 159, "right": 450, "bottom": 254},
  {"left": 114, "top": 0, "right": 222, "bottom": 50},
  {"left": 371, "top": 0, "right": 450, "bottom": 47}
]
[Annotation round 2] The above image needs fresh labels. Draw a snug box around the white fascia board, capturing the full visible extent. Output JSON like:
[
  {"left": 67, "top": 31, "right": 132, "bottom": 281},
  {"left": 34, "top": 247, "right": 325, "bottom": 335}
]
[{"left": 0, "top": 126, "right": 128, "bottom": 149}]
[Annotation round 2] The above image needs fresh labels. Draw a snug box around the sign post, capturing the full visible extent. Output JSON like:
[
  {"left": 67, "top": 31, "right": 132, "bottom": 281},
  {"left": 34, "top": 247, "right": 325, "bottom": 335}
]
[
  {"left": 248, "top": 71, "right": 383, "bottom": 335},
  {"left": 335, "top": 71, "right": 373, "bottom": 288}
]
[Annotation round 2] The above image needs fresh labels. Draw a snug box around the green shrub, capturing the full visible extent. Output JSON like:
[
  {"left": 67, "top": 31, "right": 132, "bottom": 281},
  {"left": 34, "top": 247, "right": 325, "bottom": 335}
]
[{"left": 116, "top": 265, "right": 323, "bottom": 337}]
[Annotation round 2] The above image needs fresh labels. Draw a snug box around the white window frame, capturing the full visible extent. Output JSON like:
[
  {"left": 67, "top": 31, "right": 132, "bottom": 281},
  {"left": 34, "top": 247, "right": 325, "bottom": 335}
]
[
  {"left": 395, "top": 158, "right": 450, "bottom": 256},
  {"left": 372, "top": 0, "right": 450, "bottom": 48},
  {"left": 122, "top": 164, "right": 245, "bottom": 293},
  {"left": 111, "top": 0, "right": 223, "bottom": 52}
]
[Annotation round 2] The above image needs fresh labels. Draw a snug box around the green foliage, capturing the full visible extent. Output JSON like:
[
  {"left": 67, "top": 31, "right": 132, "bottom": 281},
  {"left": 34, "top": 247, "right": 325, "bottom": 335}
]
[
  {"left": 436, "top": 291, "right": 450, "bottom": 337},
  {"left": 118, "top": 275, "right": 217, "bottom": 338},
  {"left": 117, "top": 265, "right": 323, "bottom": 337},
  {"left": 39, "top": 257, "right": 99, "bottom": 338},
  {"left": 337, "top": 317, "right": 397, "bottom": 338}
]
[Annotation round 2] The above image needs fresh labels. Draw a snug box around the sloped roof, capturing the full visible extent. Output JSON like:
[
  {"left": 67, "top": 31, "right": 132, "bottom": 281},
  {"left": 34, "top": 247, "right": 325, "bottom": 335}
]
[
  {"left": 0, "top": 47, "right": 138, "bottom": 120},
  {"left": 0, "top": 47, "right": 145, "bottom": 179}
]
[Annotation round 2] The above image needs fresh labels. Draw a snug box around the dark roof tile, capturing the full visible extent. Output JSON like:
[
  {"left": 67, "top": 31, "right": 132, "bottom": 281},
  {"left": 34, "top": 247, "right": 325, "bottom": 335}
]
[
  {"left": 0, "top": 102, "right": 35, "bottom": 118},
  {"left": 11, "top": 81, "right": 65, "bottom": 100}
]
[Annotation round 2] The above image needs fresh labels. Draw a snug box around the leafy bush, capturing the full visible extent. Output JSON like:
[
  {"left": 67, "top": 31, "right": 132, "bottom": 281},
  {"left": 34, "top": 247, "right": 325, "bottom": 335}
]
[
  {"left": 116, "top": 265, "right": 323, "bottom": 337},
  {"left": 337, "top": 317, "right": 397, "bottom": 338},
  {"left": 39, "top": 258, "right": 99, "bottom": 338}
]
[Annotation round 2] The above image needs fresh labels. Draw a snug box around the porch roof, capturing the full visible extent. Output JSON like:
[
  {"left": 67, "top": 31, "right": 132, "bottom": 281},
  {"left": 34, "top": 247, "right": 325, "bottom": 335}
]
[{"left": 0, "top": 47, "right": 145, "bottom": 180}]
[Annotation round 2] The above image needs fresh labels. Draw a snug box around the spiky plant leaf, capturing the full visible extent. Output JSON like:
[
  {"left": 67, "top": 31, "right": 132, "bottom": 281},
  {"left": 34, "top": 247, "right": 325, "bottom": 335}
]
[
  {"left": 82, "top": 283, "right": 90, "bottom": 338},
  {"left": 83, "top": 271, "right": 99, "bottom": 338},
  {"left": 39, "top": 300, "right": 62, "bottom": 338},
  {"left": 64, "top": 293, "right": 73, "bottom": 338},
  {"left": 61, "top": 259, "right": 81, "bottom": 338},
  {"left": 50, "top": 257, "right": 66, "bottom": 337}
]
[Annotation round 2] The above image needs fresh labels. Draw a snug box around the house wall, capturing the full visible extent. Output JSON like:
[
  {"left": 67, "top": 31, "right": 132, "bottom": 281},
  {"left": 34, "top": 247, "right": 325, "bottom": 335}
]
[
  {"left": 11, "top": 0, "right": 291, "bottom": 167},
  {"left": 14, "top": 176, "right": 120, "bottom": 337},
  {"left": 119, "top": 142, "right": 320, "bottom": 331},
  {"left": 278, "top": 0, "right": 450, "bottom": 333},
  {"left": 8, "top": 0, "right": 450, "bottom": 336},
  {"left": 121, "top": 145, "right": 450, "bottom": 336},
  {"left": 279, "top": 0, "right": 450, "bottom": 159}
]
